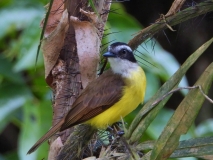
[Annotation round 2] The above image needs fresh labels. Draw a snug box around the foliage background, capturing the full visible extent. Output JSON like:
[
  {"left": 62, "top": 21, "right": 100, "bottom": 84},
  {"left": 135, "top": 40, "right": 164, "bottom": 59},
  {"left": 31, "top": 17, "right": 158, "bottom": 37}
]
[{"left": 0, "top": 0, "right": 213, "bottom": 160}]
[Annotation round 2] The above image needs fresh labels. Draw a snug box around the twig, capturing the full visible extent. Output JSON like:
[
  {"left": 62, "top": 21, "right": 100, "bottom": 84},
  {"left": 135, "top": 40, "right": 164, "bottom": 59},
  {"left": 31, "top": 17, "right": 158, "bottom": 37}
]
[
  {"left": 152, "top": 85, "right": 213, "bottom": 106},
  {"left": 160, "top": 14, "right": 176, "bottom": 31},
  {"left": 128, "top": 0, "right": 213, "bottom": 51}
]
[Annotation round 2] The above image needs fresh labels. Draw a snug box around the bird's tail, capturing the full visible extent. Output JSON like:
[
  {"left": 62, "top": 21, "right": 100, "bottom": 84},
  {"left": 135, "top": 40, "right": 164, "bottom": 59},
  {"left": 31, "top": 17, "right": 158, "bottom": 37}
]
[{"left": 27, "top": 120, "right": 64, "bottom": 154}]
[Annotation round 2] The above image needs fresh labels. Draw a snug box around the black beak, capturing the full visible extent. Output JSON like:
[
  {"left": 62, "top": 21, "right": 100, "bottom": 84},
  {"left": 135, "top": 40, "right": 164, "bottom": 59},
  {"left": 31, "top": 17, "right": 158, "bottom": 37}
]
[{"left": 103, "top": 52, "right": 116, "bottom": 58}]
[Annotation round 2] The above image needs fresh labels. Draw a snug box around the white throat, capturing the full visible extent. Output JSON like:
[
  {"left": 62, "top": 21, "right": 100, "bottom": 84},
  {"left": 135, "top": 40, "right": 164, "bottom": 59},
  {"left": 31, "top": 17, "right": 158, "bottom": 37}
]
[{"left": 108, "top": 58, "right": 139, "bottom": 78}]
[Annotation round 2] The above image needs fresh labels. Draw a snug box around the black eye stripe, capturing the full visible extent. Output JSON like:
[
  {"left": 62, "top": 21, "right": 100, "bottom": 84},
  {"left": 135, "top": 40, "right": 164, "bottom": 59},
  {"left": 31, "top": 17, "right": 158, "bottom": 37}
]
[{"left": 108, "top": 42, "right": 137, "bottom": 63}]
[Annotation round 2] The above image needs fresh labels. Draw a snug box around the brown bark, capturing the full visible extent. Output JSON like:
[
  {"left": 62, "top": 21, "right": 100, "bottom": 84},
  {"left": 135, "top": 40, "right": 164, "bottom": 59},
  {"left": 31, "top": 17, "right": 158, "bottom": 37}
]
[{"left": 40, "top": 0, "right": 111, "bottom": 159}]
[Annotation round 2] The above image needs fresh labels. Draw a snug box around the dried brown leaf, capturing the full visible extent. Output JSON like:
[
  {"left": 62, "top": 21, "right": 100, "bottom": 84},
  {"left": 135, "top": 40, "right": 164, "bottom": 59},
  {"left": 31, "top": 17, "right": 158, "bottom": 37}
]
[
  {"left": 70, "top": 10, "right": 100, "bottom": 88},
  {"left": 48, "top": 137, "right": 63, "bottom": 160},
  {"left": 165, "top": 0, "right": 186, "bottom": 17},
  {"left": 41, "top": 0, "right": 64, "bottom": 37},
  {"left": 83, "top": 156, "right": 96, "bottom": 160},
  {"left": 42, "top": 10, "right": 69, "bottom": 85}
]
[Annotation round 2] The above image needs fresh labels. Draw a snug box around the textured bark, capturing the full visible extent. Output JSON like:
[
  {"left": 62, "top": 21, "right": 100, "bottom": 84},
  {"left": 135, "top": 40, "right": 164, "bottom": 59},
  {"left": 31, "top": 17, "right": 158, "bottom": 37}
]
[
  {"left": 56, "top": 1, "right": 112, "bottom": 159},
  {"left": 40, "top": 0, "right": 111, "bottom": 159}
]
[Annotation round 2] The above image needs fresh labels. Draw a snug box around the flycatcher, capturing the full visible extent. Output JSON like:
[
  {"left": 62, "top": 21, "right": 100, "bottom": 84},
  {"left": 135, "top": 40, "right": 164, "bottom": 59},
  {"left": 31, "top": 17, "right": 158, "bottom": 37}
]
[{"left": 27, "top": 42, "right": 146, "bottom": 154}]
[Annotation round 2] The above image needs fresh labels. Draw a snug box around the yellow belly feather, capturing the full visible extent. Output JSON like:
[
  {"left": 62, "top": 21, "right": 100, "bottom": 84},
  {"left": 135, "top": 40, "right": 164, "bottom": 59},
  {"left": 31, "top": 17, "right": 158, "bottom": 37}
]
[{"left": 86, "top": 67, "right": 146, "bottom": 128}]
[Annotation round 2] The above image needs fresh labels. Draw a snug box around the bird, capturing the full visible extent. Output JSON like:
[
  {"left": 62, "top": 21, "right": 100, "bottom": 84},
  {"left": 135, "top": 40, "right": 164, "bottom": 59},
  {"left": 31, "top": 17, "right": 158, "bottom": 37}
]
[{"left": 27, "top": 42, "right": 146, "bottom": 154}]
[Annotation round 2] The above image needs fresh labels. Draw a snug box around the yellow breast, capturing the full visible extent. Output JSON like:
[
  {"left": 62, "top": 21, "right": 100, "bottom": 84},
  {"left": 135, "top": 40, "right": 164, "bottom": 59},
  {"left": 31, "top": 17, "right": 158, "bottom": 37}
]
[{"left": 86, "top": 67, "right": 146, "bottom": 129}]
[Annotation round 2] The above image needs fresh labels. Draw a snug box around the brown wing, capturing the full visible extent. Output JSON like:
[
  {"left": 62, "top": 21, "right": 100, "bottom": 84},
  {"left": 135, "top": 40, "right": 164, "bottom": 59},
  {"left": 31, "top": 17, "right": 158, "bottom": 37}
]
[
  {"left": 27, "top": 70, "right": 124, "bottom": 154},
  {"left": 60, "top": 70, "right": 124, "bottom": 130}
]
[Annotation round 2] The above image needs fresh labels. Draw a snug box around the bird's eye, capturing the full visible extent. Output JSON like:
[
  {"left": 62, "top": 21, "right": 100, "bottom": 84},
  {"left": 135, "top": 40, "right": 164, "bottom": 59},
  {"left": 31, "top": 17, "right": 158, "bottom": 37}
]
[{"left": 122, "top": 49, "right": 127, "bottom": 55}]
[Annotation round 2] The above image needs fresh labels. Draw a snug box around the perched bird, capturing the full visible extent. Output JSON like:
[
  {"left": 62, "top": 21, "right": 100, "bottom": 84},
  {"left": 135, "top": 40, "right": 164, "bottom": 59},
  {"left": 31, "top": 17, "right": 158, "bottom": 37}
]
[{"left": 27, "top": 42, "right": 146, "bottom": 154}]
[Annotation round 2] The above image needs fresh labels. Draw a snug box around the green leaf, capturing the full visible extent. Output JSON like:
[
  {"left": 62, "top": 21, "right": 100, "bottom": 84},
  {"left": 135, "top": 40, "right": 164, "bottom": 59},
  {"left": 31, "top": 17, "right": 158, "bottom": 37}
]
[
  {"left": 141, "top": 151, "right": 152, "bottom": 160},
  {"left": 171, "top": 136, "right": 213, "bottom": 158},
  {"left": 195, "top": 119, "right": 213, "bottom": 137},
  {"left": 1, "top": 151, "right": 19, "bottom": 160},
  {"left": 150, "top": 62, "right": 213, "bottom": 159},
  {"left": 18, "top": 102, "right": 39, "bottom": 160},
  {"left": 126, "top": 37, "right": 213, "bottom": 143},
  {"left": 0, "top": 8, "right": 43, "bottom": 38},
  {"left": 137, "top": 137, "right": 213, "bottom": 159},
  {"left": 146, "top": 108, "right": 195, "bottom": 140},
  {"left": 18, "top": 100, "right": 51, "bottom": 160},
  {"left": 0, "top": 82, "right": 32, "bottom": 132},
  {"left": 0, "top": 0, "right": 12, "bottom": 8},
  {"left": 144, "top": 72, "right": 160, "bottom": 101},
  {"left": 0, "top": 54, "right": 24, "bottom": 83},
  {"left": 108, "top": 3, "right": 186, "bottom": 100},
  {"left": 9, "top": 17, "right": 43, "bottom": 71},
  {"left": 107, "top": 3, "right": 144, "bottom": 44},
  {"left": 35, "top": 0, "right": 54, "bottom": 65}
]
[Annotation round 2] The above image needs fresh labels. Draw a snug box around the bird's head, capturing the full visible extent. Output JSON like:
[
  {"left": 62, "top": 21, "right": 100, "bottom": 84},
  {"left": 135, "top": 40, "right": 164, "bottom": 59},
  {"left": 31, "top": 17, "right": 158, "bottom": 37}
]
[
  {"left": 103, "top": 42, "right": 138, "bottom": 77},
  {"left": 103, "top": 42, "right": 136, "bottom": 63}
]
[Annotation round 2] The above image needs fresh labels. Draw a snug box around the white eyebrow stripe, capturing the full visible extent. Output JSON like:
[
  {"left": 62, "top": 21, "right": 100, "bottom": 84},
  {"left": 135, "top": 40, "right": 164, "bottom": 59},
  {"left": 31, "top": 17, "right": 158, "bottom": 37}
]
[
  {"left": 115, "top": 45, "right": 132, "bottom": 52},
  {"left": 108, "top": 45, "right": 112, "bottom": 51}
]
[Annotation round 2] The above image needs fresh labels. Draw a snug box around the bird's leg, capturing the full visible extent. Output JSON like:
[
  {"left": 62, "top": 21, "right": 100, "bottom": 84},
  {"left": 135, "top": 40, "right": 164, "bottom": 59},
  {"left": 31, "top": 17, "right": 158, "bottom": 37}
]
[
  {"left": 106, "top": 126, "right": 114, "bottom": 144},
  {"left": 113, "top": 122, "right": 124, "bottom": 137}
]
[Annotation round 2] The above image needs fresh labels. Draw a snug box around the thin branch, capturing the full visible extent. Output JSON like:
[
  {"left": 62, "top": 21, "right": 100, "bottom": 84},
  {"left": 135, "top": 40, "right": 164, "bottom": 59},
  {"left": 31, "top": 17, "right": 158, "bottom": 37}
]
[
  {"left": 128, "top": 0, "right": 213, "bottom": 51},
  {"left": 165, "top": 0, "right": 186, "bottom": 17},
  {"left": 152, "top": 85, "right": 213, "bottom": 106}
]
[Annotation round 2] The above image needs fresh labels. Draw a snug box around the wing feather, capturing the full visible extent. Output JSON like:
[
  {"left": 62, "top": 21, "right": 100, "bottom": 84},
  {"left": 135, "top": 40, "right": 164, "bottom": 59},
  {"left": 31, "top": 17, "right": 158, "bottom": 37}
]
[
  {"left": 28, "top": 70, "right": 125, "bottom": 154},
  {"left": 60, "top": 70, "right": 124, "bottom": 130}
]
